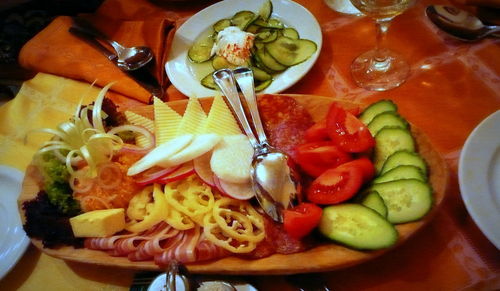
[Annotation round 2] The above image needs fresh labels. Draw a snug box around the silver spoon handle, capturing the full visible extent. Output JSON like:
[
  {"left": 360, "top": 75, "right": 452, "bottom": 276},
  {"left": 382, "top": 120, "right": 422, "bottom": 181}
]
[
  {"left": 233, "top": 67, "right": 269, "bottom": 146},
  {"left": 213, "top": 69, "right": 259, "bottom": 148}
]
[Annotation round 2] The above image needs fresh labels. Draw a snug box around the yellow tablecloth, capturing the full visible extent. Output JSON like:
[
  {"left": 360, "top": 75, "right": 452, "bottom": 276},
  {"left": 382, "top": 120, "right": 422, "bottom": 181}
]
[{"left": 0, "top": 73, "right": 137, "bottom": 291}]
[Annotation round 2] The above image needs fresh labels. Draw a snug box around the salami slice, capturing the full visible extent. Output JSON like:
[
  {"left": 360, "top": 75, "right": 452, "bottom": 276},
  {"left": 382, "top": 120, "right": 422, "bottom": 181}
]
[{"left": 258, "top": 94, "right": 314, "bottom": 159}]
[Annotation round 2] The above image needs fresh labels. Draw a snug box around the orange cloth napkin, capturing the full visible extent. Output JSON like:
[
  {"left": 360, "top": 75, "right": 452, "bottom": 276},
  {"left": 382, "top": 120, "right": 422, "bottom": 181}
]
[{"left": 18, "top": 0, "right": 177, "bottom": 103}]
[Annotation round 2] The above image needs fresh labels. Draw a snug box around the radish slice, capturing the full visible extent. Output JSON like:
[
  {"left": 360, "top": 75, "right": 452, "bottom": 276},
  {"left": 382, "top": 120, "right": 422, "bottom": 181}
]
[
  {"left": 158, "top": 162, "right": 195, "bottom": 184},
  {"left": 193, "top": 152, "right": 215, "bottom": 187},
  {"left": 212, "top": 175, "right": 226, "bottom": 195},
  {"left": 215, "top": 176, "right": 255, "bottom": 200},
  {"left": 134, "top": 165, "right": 181, "bottom": 186}
]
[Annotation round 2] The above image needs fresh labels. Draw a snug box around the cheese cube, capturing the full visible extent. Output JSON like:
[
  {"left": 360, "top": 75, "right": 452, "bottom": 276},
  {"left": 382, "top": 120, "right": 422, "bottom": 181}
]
[{"left": 70, "top": 208, "right": 125, "bottom": 238}]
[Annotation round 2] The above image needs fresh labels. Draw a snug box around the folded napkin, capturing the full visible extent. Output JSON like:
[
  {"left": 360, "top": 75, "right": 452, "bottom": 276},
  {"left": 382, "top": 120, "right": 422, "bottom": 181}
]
[{"left": 18, "top": 0, "right": 178, "bottom": 103}]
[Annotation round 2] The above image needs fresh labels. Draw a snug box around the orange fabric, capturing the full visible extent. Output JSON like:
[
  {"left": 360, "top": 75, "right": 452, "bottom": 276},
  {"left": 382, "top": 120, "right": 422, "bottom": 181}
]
[
  {"left": 18, "top": 0, "right": 176, "bottom": 103},
  {"left": 4, "top": 0, "right": 500, "bottom": 289}
]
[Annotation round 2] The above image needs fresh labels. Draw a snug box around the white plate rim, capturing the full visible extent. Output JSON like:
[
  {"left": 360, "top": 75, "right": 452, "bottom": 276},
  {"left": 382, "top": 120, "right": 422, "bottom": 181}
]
[
  {"left": 165, "top": 0, "right": 322, "bottom": 98},
  {"left": 458, "top": 110, "right": 500, "bottom": 249},
  {"left": 0, "top": 165, "right": 30, "bottom": 279}
]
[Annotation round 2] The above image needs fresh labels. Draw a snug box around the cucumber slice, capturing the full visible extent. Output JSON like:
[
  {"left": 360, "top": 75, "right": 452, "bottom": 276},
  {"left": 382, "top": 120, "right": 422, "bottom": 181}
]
[
  {"left": 201, "top": 73, "right": 217, "bottom": 90},
  {"left": 212, "top": 56, "right": 249, "bottom": 70},
  {"left": 258, "top": 0, "right": 273, "bottom": 21},
  {"left": 367, "top": 112, "right": 409, "bottom": 136},
  {"left": 266, "top": 36, "right": 317, "bottom": 66},
  {"left": 374, "top": 165, "right": 426, "bottom": 184},
  {"left": 374, "top": 127, "right": 415, "bottom": 173},
  {"left": 251, "top": 66, "right": 272, "bottom": 81},
  {"left": 282, "top": 27, "right": 299, "bottom": 39},
  {"left": 360, "top": 191, "right": 388, "bottom": 218},
  {"left": 369, "top": 179, "right": 433, "bottom": 224},
  {"left": 213, "top": 19, "right": 231, "bottom": 32},
  {"left": 253, "top": 18, "right": 284, "bottom": 29},
  {"left": 246, "top": 24, "right": 260, "bottom": 34},
  {"left": 255, "top": 47, "right": 288, "bottom": 72},
  {"left": 380, "top": 150, "right": 428, "bottom": 176},
  {"left": 319, "top": 204, "right": 398, "bottom": 250},
  {"left": 359, "top": 100, "right": 398, "bottom": 125},
  {"left": 188, "top": 33, "right": 215, "bottom": 63},
  {"left": 231, "top": 11, "right": 257, "bottom": 30},
  {"left": 212, "top": 56, "right": 234, "bottom": 70},
  {"left": 256, "top": 29, "right": 278, "bottom": 43},
  {"left": 255, "top": 79, "right": 272, "bottom": 92}
]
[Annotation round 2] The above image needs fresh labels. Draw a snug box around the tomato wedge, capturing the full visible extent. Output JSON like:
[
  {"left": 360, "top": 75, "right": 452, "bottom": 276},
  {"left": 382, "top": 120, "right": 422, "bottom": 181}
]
[
  {"left": 294, "top": 141, "right": 352, "bottom": 177},
  {"left": 304, "top": 119, "right": 329, "bottom": 142},
  {"left": 283, "top": 203, "right": 323, "bottom": 239},
  {"left": 307, "top": 164, "right": 364, "bottom": 205},
  {"left": 326, "top": 103, "right": 374, "bottom": 153},
  {"left": 340, "top": 158, "right": 375, "bottom": 183}
]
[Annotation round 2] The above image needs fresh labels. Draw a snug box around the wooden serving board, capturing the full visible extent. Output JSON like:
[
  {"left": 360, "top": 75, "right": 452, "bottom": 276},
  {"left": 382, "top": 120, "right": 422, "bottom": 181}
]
[{"left": 18, "top": 94, "right": 449, "bottom": 275}]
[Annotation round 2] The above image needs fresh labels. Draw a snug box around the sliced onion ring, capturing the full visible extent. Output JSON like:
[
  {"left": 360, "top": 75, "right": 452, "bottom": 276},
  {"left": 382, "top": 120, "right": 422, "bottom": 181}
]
[
  {"left": 107, "top": 124, "right": 155, "bottom": 154},
  {"left": 97, "top": 162, "right": 122, "bottom": 189},
  {"left": 134, "top": 165, "right": 182, "bottom": 186},
  {"left": 69, "top": 169, "right": 94, "bottom": 193}
]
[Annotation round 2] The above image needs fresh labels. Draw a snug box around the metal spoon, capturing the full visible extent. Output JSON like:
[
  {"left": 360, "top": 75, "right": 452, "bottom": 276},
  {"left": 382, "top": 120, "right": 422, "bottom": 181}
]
[
  {"left": 72, "top": 17, "right": 154, "bottom": 70},
  {"left": 213, "top": 68, "right": 300, "bottom": 222},
  {"left": 426, "top": 5, "right": 500, "bottom": 41}
]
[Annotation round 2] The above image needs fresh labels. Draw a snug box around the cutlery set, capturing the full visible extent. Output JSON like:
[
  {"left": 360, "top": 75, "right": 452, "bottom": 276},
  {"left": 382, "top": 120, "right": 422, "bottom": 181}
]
[{"left": 69, "top": 17, "right": 164, "bottom": 100}]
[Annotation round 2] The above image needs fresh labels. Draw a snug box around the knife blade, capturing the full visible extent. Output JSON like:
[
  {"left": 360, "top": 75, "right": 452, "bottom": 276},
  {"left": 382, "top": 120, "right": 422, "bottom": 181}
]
[{"left": 68, "top": 25, "right": 164, "bottom": 101}]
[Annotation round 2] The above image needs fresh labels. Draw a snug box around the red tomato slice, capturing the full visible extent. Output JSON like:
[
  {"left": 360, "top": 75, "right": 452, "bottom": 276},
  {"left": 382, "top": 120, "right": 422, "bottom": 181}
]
[
  {"left": 307, "top": 165, "right": 363, "bottom": 205},
  {"left": 346, "top": 106, "right": 361, "bottom": 117},
  {"left": 294, "top": 141, "right": 352, "bottom": 177},
  {"left": 283, "top": 203, "right": 323, "bottom": 239},
  {"left": 326, "top": 103, "right": 375, "bottom": 153},
  {"left": 304, "top": 119, "right": 329, "bottom": 142},
  {"left": 338, "top": 158, "right": 375, "bottom": 183}
]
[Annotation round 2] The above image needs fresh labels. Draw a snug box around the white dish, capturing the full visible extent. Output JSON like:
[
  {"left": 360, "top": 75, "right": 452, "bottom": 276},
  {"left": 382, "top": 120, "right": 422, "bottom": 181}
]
[
  {"left": 0, "top": 165, "right": 30, "bottom": 279},
  {"left": 458, "top": 110, "right": 500, "bottom": 249},
  {"left": 165, "top": 0, "right": 322, "bottom": 98}
]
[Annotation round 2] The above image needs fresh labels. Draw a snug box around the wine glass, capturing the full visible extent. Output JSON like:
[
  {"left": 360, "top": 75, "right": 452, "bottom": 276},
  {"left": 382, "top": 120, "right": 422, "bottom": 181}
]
[{"left": 349, "top": 0, "right": 414, "bottom": 91}]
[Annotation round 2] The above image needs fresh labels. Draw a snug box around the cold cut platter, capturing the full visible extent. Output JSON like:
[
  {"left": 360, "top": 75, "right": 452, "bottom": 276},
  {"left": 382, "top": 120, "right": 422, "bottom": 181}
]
[{"left": 19, "top": 94, "right": 448, "bottom": 275}]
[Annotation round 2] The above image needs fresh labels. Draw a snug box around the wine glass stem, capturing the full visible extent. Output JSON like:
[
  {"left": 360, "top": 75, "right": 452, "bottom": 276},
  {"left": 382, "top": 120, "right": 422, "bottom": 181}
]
[{"left": 374, "top": 20, "right": 391, "bottom": 62}]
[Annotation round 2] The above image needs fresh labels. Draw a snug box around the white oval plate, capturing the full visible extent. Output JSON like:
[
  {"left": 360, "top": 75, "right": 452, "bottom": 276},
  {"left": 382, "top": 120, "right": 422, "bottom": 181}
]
[
  {"left": 165, "top": 0, "right": 322, "bottom": 98},
  {"left": 458, "top": 110, "right": 500, "bottom": 249},
  {"left": 0, "top": 165, "right": 30, "bottom": 279}
]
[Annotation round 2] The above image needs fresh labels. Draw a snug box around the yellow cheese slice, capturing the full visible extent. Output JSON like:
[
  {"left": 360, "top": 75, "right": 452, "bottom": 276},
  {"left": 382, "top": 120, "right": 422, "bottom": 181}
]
[
  {"left": 177, "top": 97, "right": 207, "bottom": 135},
  {"left": 70, "top": 208, "right": 125, "bottom": 237},
  {"left": 124, "top": 111, "right": 155, "bottom": 148},
  {"left": 153, "top": 97, "right": 182, "bottom": 145},
  {"left": 201, "top": 94, "right": 241, "bottom": 135}
]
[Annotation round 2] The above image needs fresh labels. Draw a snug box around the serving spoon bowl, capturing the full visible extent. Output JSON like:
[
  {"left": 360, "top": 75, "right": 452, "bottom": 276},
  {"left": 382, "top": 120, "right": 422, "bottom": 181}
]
[
  {"left": 71, "top": 17, "right": 154, "bottom": 71},
  {"left": 426, "top": 5, "right": 500, "bottom": 41},
  {"left": 213, "top": 68, "right": 300, "bottom": 222}
]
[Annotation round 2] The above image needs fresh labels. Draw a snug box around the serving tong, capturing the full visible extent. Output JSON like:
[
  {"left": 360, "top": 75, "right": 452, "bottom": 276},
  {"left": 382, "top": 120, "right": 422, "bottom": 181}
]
[{"left": 213, "top": 68, "right": 300, "bottom": 223}]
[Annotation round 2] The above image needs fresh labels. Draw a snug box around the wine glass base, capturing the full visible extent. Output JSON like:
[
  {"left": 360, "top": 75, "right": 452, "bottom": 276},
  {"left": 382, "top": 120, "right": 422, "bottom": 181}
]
[{"left": 351, "top": 48, "right": 410, "bottom": 91}]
